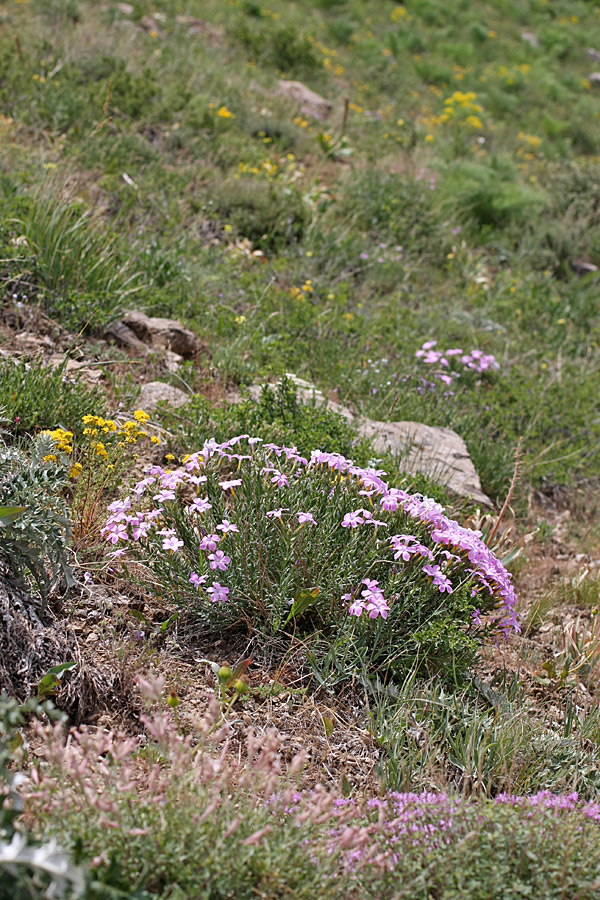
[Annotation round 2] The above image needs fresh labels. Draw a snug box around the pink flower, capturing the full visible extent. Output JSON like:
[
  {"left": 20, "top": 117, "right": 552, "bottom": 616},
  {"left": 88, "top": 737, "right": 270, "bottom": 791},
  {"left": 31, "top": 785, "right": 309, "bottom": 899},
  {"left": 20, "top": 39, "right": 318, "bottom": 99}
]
[
  {"left": 199, "top": 534, "right": 220, "bottom": 552},
  {"left": 342, "top": 511, "right": 364, "bottom": 528},
  {"left": 189, "top": 572, "right": 207, "bottom": 587},
  {"left": 207, "top": 582, "right": 230, "bottom": 603},
  {"left": 153, "top": 489, "right": 176, "bottom": 504},
  {"left": 217, "top": 519, "right": 239, "bottom": 534},
  {"left": 219, "top": 479, "right": 242, "bottom": 491},
  {"left": 132, "top": 520, "right": 151, "bottom": 541},
  {"left": 162, "top": 535, "right": 184, "bottom": 552},
  {"left": 187, "top": 474, "right": 208, "bottom": 485},
  {"left": 104, "top": 522, "right": 128, "bottom": 544},
  {"left": 108, "top": 548, "right": 127, "bottom": 559},
  {"left": 266, "top": 508, "right": 286, "bottom": 519},
  {"left": 208, "top": 550, "right": 231, "bottom": 571},
  {"left": 190, "top": 497, "right": 212, "bottom": 514},
  {"left": 297, "top": 512, "right": 316, "bottom": 527}
]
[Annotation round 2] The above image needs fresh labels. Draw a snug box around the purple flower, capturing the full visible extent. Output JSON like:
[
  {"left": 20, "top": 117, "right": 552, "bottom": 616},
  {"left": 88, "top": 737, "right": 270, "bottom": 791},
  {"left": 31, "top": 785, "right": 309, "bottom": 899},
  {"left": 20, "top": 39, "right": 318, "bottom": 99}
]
[
  {"left": 207, "top": 582, "right": 230, "bottom": 603},
  {"left": 190, "top": 497, "right": 212, "bottom": 514},
  {"left": 162, "top": 535, "right": 184, "bottom": 552},
  {"left": 217, "top": 519, "right": 239, "bottom": 534},
  {"left": 342, "top": 511, "right": 364, "bottom": 528},
  {"left": 153, "top": 489, "right": 176, "bottom": 504},
  {"left": 297, "top": 512, "right": 316, "bottom": 527},
  {"left": 266, "top": 508, "right": 286, "bottom": 519},
  {"left": 189, "top": 572, "right": 207, "bottom": 587},
  {"left": 422, "top": 564, "right": 453, "bottom": 593},
  {"left": 219, "top": 479, "right": 242, "bottom": 491},
  {"left": 108, "top": 548, "right": 127, "bottom": 559},
  {"left": 269, "top": 469, "right": 289, "bottom": 488},
  {"left": 187, "top": 474, "right": 208, "bottom": 485},
  {"left": 104, "top": 522, "right": 128, "bottom": 544},
  {"left": 208, "top": 550, "right": 231, "bottom": 571},
  {"left": 199, "top": 533, "right": 220, "bottom": 552}
]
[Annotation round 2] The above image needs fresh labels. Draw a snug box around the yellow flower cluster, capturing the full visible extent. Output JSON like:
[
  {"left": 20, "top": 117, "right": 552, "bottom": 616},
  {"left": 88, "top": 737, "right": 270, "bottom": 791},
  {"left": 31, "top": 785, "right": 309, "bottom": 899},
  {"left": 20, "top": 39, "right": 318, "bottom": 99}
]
[
  {"left": 208, "top": 103, "right": 234, "bottom": 119},
  {"left": 80, "top": 411, "right": 160, "bottom": 457},
  {"left": 43, "top": 428, "right": 73, "bottom": 455},
  {"left": 236, "top": 154, "right": 301, "bottom": 184},
  {"left": 481, "top": 63, "right": 530, "bottom": 86},
  {"left": 391, "top": 6, "right": 409, "bottom": 22},
  {"left": 423, "top": 91, "right": 484, "bottom": 136},
  {"left": 518, "top": 132, "right": 542, "bottom": 150},
  {"left": 290, "top": 279, "right": 314, "bottom": 299}
]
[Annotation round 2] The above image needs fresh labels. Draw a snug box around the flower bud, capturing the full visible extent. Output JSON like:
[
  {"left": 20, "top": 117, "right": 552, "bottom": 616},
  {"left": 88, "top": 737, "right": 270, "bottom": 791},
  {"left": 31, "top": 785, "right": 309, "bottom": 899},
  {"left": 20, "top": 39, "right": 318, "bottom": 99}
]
[
  {"left": 218, "top": 665, "right": 233, "bottom": 683},
  {"left": 233, "top": 679, "right": 248, "bottom": 695}
]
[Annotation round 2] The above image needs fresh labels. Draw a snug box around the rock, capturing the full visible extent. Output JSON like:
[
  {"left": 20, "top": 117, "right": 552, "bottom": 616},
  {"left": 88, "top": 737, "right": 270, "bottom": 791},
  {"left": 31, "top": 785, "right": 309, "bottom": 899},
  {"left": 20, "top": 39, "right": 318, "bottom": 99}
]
[
  {"left": 121, "top": 310, "right": 197, "bottom": 356},
  {"left": 139, "top": 15, "right": 162, "bottom": 35},
  {"left": 175, "top": 15, "right": 218, "bottom": 37},
  {"left": 521, "top": 32, "right": 539, "bottom": 48},
  {"left": 276, "top": 80, "right": 333, "bottom": 121},
  {"left": 588, "top": 72, "right": 600, "bottom": 86},
  {"left": 240, "top": 375, "right": 492, "bottom": 506},
  {"left": 106, "top": 320, "right": 150, "bottom": 355},
  {"left": 358, "top": 420, "right": 491, "bottom": 507},
  {"left": 570, "top": 259, "right": 598, "bottom": 275},
  {"left": 138, "top": 381, "right": 190, "bottom": 410},
  {"left": 588, "top": 48, "right": 600, "bottom": 63}
]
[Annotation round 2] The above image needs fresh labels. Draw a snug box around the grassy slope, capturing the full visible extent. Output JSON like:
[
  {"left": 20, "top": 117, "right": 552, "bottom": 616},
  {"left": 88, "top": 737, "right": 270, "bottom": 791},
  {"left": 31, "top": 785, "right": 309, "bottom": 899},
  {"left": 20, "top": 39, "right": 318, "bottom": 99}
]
[{"left": 1, "top": 0, "right": 599, "bottom": 499}]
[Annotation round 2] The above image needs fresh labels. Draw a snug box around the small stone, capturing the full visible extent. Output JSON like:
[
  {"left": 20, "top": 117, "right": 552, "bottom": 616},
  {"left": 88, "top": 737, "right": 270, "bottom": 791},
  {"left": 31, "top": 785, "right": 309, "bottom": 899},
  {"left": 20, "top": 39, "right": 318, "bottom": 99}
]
[
  {"left": 139, "top": 16, "right": 161, "bottom": 35},
  {"left": 587, "top": 48, "right": 600, "bottom": 63},
  {"left": 588, "top": 72, "right": 600, "bottom": 86},
  {"left": 570, "top": 259, "right": 598, "bottom": 275},
  {"left": 138, "top": 381, "right": 190, "bottom": 410},
  {"left": 276, "top": 80, "right": 333, "bottom": 121},
  {"left": 122, "top": 310, "right": 197, "bottom": 356}
]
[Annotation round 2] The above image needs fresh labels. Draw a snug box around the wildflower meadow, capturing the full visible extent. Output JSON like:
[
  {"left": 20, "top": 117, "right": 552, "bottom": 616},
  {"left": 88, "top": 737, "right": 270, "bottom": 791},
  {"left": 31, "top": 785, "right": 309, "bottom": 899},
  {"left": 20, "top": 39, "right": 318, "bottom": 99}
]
[{"left": 1, "top": 0, "right": 600, "bottom": 897}]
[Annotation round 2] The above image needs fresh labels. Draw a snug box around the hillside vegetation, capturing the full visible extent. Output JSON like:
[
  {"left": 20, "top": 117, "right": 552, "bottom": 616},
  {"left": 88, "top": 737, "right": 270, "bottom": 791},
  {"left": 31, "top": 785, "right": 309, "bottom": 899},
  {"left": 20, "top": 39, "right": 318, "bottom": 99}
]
[{"left": 1, "top": 1, "right": 600, "bottom": 898}]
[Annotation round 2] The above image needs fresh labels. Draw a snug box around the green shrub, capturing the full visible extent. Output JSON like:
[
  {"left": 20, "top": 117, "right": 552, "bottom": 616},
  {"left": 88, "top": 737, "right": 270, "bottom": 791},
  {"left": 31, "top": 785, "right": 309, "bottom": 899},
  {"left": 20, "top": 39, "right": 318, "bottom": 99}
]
[
  {"left": 167, "top": 377, "right": 363, "bottom": 461},
  {"left": 232, "top": 22, "right": 320, "bottom": 77},
  {"left": 443, "top": 159, "right": 548, "bottom": 230},
  {"left": 24, "top": 692, "right": 600, "bottom": 900},
  {"left": 16, "top": 192, "right": 142, "bottom": 328},
  {"left": 210, "top": 178, "right": 309, "bottom": 250},
  {"left": 373, "top": 674, "right": 600, "bottom": 798},
  {"left": 0, "top": 359, "right": 106, "bottom": 438},
  {"left": 0, "top": 433, "right": 71, "bottom": 596},
  {"left": 341, "top": 171, "right": 443, "bottom": 256}
]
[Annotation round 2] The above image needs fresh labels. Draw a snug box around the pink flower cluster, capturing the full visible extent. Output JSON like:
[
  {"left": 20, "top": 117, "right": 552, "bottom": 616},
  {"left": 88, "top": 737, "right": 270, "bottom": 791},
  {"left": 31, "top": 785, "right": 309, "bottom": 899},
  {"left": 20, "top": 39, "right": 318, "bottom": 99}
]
[
  {"left": 416, "top": 340, "right": 500, "bottom": 376},
  {"left": 344, "top": 579, "right": 390, "bottom": 620},
  {"left": 101, "top": 435, "right": 518, "bottom": 633}
]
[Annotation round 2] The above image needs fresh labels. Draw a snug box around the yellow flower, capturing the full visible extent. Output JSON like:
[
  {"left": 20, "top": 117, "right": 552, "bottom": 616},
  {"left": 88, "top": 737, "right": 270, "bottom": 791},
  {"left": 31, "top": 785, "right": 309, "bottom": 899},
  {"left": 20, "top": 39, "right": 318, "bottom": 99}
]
[
  {"left": 133, "top": 410, "right": 150, "bottom": 424},
  {"left": 43, "top": 454, "right": 57, "bottom": 463},
  {"left": 69, "top": 463, "right": 83, "bottom": 479},
  {"left": 216, "top": 105, "right": 234, "bottom": 119},
  {"left": 150, "top": 436, "right": 162, "bottom": 445},
  {"left": 425, "top": 134, "right": 435, "bottom": 143},
  {"left": 165, "top": 453, "right": 176, "bottom": 462}
]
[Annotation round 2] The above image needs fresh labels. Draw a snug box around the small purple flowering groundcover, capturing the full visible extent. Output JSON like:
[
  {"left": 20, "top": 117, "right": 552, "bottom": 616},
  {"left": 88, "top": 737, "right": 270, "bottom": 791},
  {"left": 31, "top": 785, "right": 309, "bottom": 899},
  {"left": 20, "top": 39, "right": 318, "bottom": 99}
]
[
  {"left": 102, "top": 436, "right": 518, "bottom": 678},
  {"left": 26, "top": 709, "right": 600, "bottom": 900}
]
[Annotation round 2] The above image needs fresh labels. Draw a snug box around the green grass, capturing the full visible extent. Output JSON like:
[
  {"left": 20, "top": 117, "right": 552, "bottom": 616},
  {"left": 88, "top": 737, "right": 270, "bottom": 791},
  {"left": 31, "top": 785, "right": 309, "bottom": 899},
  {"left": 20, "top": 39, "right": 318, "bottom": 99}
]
[{"left": 0, "top": 0, "right": 598, "bottom": 500}]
